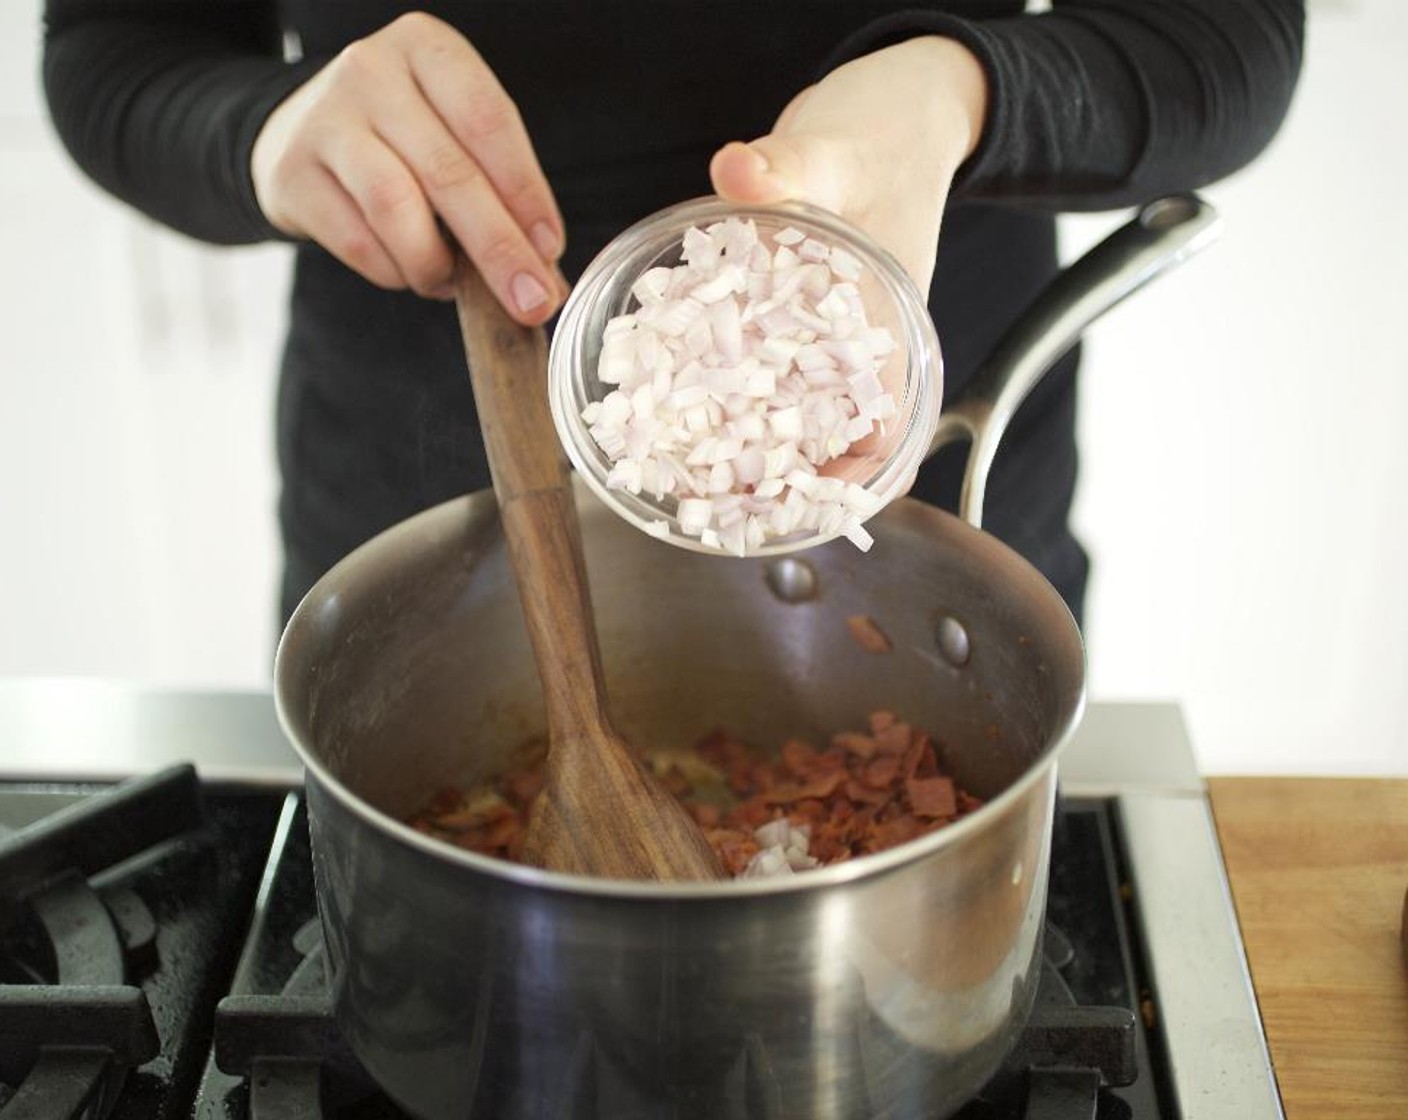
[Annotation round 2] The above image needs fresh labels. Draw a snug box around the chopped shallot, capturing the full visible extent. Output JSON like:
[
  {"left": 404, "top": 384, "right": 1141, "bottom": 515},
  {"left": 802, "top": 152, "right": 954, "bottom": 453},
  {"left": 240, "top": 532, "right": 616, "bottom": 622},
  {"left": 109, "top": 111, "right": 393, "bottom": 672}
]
[
  {"left": 586, "top": 218, "right": 899, "bottom": 555},
  {"left": 740, "top": 819, "right": 819, "bottom": 878}
]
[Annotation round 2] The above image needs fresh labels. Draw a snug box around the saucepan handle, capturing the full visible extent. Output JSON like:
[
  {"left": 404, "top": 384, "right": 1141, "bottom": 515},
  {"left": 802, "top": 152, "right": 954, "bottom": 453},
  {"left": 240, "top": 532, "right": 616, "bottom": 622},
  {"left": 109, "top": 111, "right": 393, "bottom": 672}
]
[{"left": 930, "top": 194, "right": 1223, "bottom": 529}]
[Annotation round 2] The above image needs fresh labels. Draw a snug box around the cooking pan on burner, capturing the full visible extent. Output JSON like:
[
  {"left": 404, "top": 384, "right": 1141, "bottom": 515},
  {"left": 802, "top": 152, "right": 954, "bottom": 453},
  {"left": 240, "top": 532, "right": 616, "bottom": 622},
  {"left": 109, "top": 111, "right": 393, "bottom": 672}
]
[{"left": 274, "top": 196, "right": 1220, "bottom": 1120}]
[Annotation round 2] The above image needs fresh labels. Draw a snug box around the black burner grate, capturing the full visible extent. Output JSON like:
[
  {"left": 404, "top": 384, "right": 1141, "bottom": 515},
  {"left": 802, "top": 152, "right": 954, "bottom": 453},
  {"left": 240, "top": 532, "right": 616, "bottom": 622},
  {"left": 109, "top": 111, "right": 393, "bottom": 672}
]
[{"left": 0, "top": 767, "right": 282, "bottom": 1120}]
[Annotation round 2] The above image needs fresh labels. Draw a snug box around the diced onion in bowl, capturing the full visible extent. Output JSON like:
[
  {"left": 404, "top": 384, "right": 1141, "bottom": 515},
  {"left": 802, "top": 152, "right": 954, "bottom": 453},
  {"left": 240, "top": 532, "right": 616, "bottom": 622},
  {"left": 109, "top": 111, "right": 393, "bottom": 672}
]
[
  {"left": 549, "top": 198, "right": 943, "bottom": 558},
  {"left": 582, "top": 218, "right": 900, "bottom": 556}
]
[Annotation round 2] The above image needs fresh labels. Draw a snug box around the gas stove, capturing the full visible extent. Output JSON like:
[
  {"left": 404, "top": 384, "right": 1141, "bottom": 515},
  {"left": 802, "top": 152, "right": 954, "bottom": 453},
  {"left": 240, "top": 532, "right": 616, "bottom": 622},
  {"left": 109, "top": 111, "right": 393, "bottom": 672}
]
[{"left": 0, "top": 683, "right": 1282, "bottom": 1119}]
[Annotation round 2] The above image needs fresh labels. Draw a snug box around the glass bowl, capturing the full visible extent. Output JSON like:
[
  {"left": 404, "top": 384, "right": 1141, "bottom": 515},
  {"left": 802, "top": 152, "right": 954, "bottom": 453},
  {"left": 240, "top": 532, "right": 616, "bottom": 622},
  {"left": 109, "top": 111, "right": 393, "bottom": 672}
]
[{"left": 548, "top": 196, "right": 942, "bottom": 556}]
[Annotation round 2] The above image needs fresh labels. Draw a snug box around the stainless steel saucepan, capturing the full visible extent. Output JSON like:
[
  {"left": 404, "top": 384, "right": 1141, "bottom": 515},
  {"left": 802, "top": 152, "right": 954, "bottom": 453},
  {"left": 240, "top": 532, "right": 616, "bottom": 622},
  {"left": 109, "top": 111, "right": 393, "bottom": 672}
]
[{"left": 274, "top": 195, "right": 1221, "bottom": 1120}]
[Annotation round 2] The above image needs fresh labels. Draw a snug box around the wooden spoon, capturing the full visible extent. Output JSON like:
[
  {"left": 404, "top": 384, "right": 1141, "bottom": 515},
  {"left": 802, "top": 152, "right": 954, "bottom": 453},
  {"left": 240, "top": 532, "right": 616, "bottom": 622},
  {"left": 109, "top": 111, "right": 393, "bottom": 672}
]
[{"left": 453, "top": 260, "right": 725, "bottom": 881}]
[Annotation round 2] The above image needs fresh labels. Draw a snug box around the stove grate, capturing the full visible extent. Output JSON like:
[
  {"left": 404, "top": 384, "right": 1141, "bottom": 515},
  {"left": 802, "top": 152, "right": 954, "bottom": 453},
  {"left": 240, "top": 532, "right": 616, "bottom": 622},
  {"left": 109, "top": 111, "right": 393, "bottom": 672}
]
[
  {"left": 0, "top": 768, "right": 282, "bottom": 1120},
  {"left": 0, "top": 768, "right": 207, "bottom": 1120}
]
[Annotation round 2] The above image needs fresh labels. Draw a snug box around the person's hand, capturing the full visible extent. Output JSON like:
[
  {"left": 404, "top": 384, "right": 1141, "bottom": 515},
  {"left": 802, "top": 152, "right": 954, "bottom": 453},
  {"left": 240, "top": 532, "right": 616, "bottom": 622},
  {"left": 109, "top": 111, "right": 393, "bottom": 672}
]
[
  {"left": 251, "top": 12, "right": 566, "bottom": 324},
  {"left": 709, "top": 36, "right": 988, "bottom": 297}
]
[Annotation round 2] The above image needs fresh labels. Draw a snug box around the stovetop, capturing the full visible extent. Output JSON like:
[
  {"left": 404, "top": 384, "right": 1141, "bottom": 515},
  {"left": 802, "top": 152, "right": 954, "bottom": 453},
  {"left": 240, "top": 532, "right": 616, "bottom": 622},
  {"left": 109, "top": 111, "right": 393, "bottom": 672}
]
[{"left": 0, "top": 687, "right": 1283, "bottom": 1120}]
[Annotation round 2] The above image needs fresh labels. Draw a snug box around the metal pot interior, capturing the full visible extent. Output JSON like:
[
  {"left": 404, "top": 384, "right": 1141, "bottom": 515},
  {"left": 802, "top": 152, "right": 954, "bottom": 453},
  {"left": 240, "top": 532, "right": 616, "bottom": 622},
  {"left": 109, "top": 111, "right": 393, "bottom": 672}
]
[{"left": 276, "top": 480, "right": 1085, "bottom": 863}]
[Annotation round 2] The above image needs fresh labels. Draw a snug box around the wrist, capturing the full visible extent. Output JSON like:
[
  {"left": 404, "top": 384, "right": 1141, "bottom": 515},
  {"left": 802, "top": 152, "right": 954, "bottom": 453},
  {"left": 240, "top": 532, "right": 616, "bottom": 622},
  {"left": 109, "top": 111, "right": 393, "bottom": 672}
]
[
  {"left": 894, "top": 35, "right": 990, "bottom": 170},
  {"left": 237, "top": 57, "right": 327, "bottom": 241}
]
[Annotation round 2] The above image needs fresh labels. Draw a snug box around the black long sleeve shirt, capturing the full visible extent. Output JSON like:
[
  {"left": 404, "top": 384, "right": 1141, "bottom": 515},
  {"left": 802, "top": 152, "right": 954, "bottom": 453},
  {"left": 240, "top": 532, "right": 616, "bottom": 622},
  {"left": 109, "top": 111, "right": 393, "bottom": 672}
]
[{"left": 41, "top": 1, "right": 1304, "bottom": 622}]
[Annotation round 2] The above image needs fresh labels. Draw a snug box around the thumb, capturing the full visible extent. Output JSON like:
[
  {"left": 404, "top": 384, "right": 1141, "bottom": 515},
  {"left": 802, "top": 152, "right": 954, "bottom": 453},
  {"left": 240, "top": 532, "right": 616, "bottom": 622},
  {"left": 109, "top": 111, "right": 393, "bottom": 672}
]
[{"left": 709, "top": 136, "right": 847, "bottom": 214}]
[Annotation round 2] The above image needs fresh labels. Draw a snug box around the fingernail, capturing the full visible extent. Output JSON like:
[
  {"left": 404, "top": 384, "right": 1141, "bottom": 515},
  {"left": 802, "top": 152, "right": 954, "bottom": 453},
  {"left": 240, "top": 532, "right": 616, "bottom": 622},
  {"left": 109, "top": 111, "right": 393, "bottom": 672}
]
[
  {"left": 530, "top": 221, "right": 562, "bottom": 260},
  {"left": 511, "top": 272, "right": 550, "bottom": 315}
]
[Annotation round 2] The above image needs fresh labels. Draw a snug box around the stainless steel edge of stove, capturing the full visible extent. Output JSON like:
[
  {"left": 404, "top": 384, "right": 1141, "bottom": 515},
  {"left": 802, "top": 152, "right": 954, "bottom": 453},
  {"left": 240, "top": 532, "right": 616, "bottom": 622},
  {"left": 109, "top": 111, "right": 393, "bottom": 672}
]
[
  {"left": 0, "top": 680, "right": 1201, "bottom": 793},
  {"left": 1057, "top": 701, "right": 1204, "bottom": 797},
  {"left": 1117, "top": 793, "right": 1286, "bottom": 1120},
  {"left": 0, "top": 679, "right": 302, "bottom": 785}
]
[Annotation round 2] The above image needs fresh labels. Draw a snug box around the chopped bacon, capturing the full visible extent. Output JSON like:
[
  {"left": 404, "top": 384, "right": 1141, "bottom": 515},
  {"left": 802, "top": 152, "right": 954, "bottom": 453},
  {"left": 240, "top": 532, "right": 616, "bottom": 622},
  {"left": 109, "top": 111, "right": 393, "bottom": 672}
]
[
  {"left": 869, "top": 814, "right": 925, "bottom": 850},
  {"left": 780, "top": 738, "right": 818, "bottom": 775},
  {"left": 789, "top": 798, "right": 829, "bottom": 827},
  {"left": 907, "top": 775, "right": 958, "bottom": 819},
  {"left": 868, "top": 710, "right": 898, "bottom": 735},
  {"left": 844, "top": 778, "right": 890, "bottom": 806},
  {"left": 425, "top": 787, "right": 465, "bottom": 815},
  {"left": 730, "top": 795, "right": 774, "bottom": 828},
  {"left": 812, "top": 747, "right": 848, "bottom": 773},
  {"left": 707, "top": 828, "right": 761, "bottom": 876},
  {"left": 689, "top": 802, "right": 722, "bottom": 828},
  {"left": 874, "top": 721, "right": 912, "bottom": 756},
  {"left": 846, "top": 615, "right": 893, "bottom": 654},
  {"left": 832, "top": 731, "right": 879, "bottom": 759},
  {"left": 764, "top": 768, "right": 846, "bottom": 804},
  {"left": 480, "top": 813, "right": 520, "bottom": 850},
  {"left": 901, "top": 735, "right": 939, "bottom": 781},
  {"left": 406, "top": 712, "right": 984, "bottom": 874},
  {"left": 430, "top": 799, "right": 514, "bottom": 833},
  {"left": 861, "top": 754, "right": 902, "bottom": 790},
  {"left": 726, "top": 764, "right": 757, "bottom": 796}
]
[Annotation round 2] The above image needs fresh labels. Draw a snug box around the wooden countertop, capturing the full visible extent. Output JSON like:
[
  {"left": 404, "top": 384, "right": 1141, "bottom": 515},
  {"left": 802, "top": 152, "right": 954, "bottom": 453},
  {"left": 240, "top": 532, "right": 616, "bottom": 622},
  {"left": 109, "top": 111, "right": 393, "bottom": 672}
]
[{"left": 1208, "top": 777, "right": 1408, "bottom": 1120}]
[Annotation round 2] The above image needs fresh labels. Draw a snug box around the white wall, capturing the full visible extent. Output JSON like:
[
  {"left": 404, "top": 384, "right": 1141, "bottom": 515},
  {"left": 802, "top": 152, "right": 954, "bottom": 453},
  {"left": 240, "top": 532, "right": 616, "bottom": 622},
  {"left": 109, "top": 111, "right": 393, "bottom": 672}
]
[
  {"left": 0, "top": 0, "right": 287, "bottom": 687},
  {"left": 1065, "top": 0, "right": 1408, "bottom": 776},
  {"left": 2, "top": 2, "right": 1402, "bottom": 776}
]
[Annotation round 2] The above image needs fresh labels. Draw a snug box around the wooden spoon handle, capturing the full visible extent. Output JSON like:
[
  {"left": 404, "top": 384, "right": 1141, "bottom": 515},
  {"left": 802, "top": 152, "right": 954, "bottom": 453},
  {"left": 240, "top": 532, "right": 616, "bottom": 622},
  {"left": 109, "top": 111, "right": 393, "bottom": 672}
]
[{"left": 453, "top": 260, "right": 608, "bottom": 738}]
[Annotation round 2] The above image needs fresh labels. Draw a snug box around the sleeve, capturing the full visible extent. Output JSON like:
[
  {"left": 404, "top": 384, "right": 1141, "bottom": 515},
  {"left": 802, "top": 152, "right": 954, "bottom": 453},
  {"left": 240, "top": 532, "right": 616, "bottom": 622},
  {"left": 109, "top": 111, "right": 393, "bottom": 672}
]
[
  {"left": 822, "top": 0, "right": 1305, "bottom": 211},
  {"left": 42, "top": 0, "right": 324, "bottom": 244}
]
